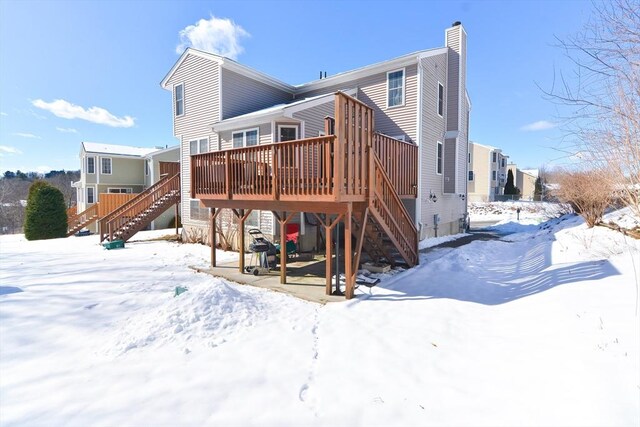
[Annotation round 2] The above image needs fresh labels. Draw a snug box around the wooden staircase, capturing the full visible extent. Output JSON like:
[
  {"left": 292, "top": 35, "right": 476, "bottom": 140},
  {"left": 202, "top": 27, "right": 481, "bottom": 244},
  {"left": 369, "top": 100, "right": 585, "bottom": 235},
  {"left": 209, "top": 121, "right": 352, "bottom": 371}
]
[
  {"left": 99, "top": 172, "right": 180, "bottom": 242},
  {"left": 365, "top": 153, "right": 418, "bottom": 267},
  {"left": 67, "top": 203, "right": 99, "bottom": 236}
]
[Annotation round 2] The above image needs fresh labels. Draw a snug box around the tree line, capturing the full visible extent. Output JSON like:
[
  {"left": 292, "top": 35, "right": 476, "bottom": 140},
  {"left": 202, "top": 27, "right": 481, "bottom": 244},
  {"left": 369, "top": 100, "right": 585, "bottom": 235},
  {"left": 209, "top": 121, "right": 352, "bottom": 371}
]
[{"left": 0, "top": 169, "right": 80, "bottom": 234}]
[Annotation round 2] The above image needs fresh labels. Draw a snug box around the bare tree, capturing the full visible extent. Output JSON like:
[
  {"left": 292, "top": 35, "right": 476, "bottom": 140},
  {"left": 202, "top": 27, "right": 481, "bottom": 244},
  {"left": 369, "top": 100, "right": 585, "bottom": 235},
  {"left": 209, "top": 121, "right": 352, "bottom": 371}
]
[
  {"left": 545, "top": 0, "right": 639, "bottom": 217},
  {"left": 553, "top": 168, "right": 614, "bottom": 227}
]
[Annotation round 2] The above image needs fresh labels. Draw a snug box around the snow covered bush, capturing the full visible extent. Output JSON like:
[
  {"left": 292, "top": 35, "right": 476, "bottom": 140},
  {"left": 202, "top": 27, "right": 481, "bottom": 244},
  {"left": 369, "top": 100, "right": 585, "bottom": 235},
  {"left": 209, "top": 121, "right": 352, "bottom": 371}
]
[{"left": 24, "top": 181, "right": 67, "bottom": 240}]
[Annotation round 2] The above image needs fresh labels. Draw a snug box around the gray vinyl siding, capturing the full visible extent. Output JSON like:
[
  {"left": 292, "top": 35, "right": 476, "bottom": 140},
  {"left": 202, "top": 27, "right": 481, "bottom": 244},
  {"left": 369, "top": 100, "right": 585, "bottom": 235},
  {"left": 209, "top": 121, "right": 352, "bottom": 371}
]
[
  {"left": 219, "top": 123, "right": 272, "bottom": 150},
  {"left": 443, "top": 138, "right": 457, "bottom": 194},
  {"left": 296, "top": 64, "right": 419, "bottom": 142},
  {"left": 418, "top": 54, "right": 448, "bottom": 233},
  {"left": 221, "top": 69, "right": 293, "bottom": 120},
  {"left": 446, "top": 28, "right": 461, "bottom": 132},
  {"left": 165, "top": 53, "right": 220, "bottom": 224},
  {"left": 292, "top": 100, "right": 334, "bottom": 137}
]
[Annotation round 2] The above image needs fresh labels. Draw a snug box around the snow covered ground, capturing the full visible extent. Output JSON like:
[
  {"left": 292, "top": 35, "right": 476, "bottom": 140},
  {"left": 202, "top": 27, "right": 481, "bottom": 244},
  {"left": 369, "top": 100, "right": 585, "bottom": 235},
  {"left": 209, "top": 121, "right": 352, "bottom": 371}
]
[{"left": 1, "top": 208, "right": 639, "bottom": 426}]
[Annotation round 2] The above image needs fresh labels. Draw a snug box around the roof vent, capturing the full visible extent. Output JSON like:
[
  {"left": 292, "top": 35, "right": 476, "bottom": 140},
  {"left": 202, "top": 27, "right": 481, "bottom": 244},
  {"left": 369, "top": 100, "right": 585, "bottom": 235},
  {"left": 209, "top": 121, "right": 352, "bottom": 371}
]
[{"left": 452, "top": 21, "right": 461, "bottom": 27}]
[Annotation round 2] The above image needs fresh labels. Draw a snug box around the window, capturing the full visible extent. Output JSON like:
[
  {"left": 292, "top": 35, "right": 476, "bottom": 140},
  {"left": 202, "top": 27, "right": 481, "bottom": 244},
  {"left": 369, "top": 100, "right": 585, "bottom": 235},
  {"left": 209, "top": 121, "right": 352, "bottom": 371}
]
[
  {"left": 438, "top": 82, "right": 444, "bottom": 116},
  {"left": 278, "top": 125, "right": 298, "bottom": 142},
  {"left": 436, "top": 141, "right": 443, "bottom": 175},
  {"left": 87, "top": 187, "right": 95, "bottom": 204},
  {"left": 87, "top": 157, "right": 95, "bottom": 174},
  {"left": 107, "top": 188, "right": 132, "bottom": 194},
  {"left": 468, "top": 153, "right": 471, "bottom": 163},
  {"left": 492, "top": 170, "right": 497, "bottom": 181},
  {"left": 387, "top": 69, "right": 404, "bottom": 107},
  {"left": 468, "top": 171, "right": 474, "bottom": 181},
  {"left": 175, "top": 83, "right": 184, "bottom": 116},
  {"left": 501, "top": 158, "right": 506, "bottom": 168},
  {"left": 190, "top": 138, "right": 209, "bottom": 155},
  {"left": 492, "top": 152, "right": 497, "bottom": 163},
  {"left": 145, "top": 160, "right": 150, "bottom": 176},
  {"left": 190, "top": 199, "right": 210, "bottom": 222},
  {"left": 101, "top": 158, "right": 112, "bottom": 174},
  {"left": 232, "top": 128, "right": 259, "bottom": 148}
]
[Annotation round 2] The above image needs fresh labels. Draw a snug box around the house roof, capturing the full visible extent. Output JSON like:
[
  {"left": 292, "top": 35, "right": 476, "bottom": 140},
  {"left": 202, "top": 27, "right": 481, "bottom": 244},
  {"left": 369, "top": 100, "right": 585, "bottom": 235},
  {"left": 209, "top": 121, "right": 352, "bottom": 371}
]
[
  {"left": 469, "top": 141, "right": 500, "bottom": 152},
  {"left": 144, "top": 145, "right": 180, "bottom": 159},
  {"left": 521, "top": 169, "right": 539, "bottom": 178},
  {"left": 211, "top": 90, "right": 356, "bottom": 132},
  {"left": 160, "top": 46, "right": 449, "bottom": 96},
  {"left": 160, "top": 48, "right": 295, "bottom": 93},
  {"left": 82, "top": 142, "right": 157, "bottom": 157}
]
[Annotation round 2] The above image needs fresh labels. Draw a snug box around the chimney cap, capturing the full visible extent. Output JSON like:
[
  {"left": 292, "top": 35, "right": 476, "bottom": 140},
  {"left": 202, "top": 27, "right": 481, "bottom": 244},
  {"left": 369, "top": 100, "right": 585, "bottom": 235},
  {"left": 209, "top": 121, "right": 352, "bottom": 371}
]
[{"left": 452, "top": 21, "right": 461, "bottom": 27}]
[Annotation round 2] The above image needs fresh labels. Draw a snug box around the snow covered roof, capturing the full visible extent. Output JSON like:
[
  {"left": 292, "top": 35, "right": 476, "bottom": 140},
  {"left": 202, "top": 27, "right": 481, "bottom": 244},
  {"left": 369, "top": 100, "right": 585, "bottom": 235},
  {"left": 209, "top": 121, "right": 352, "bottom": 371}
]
[{"left": 82, "top": 142, "right": 158, "bottom": 157}]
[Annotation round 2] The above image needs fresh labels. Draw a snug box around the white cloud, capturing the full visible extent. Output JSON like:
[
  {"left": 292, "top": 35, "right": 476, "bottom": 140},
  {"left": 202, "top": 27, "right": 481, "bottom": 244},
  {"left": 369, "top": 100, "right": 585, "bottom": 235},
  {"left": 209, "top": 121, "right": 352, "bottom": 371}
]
[
  {"left": 32, "top": 99, "right": 135, "bottom": 128},
  {"left": 12, "top": 132, "right": 41, "bottom": 139},
  {"left": 0, "top": 145, "right": 22, "bottom": 155},
  {"left": 0, "top": 112, "right": 7, "bottom": 116},
  {"left": 520, "top": 120, "right": 556, "bottom": 131},
  {"left": 56, "top": 127, "right": 78, "bottom": 134},
  {"left": 176, "top": 15, "right": 249, "bottom": 59}
]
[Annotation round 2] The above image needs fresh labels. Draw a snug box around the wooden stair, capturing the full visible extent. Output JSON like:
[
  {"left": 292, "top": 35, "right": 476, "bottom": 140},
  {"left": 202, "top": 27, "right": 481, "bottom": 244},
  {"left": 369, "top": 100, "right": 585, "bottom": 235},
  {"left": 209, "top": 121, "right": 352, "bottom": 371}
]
[
  {"left": 99, "top": 173, "right": 180, "bottom": 242},
  {"left": 67, "top": 203, "right": 99, "bottom": 236},
  {"left": 352, "top": 151, "right": 418, "bottom": 269}
]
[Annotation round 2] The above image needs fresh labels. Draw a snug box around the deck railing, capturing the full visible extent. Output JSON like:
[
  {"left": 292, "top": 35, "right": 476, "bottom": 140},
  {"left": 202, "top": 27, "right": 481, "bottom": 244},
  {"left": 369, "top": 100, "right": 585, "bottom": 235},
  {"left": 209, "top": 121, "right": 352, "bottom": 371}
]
[
  {"left": 372, "top": 133, "right": 418, "bottom": 197},
  {"left": 192, "top": 135, "right": 339, "bottom": 201},
  {"left": 191, "top": 92, "right": 417, "bottom": 203},
  {"left": 67, "top": 203, "right": 99, "bottom": 236},
  {"left": 159, "top": 161, "right": 179, "bottom": 177}
]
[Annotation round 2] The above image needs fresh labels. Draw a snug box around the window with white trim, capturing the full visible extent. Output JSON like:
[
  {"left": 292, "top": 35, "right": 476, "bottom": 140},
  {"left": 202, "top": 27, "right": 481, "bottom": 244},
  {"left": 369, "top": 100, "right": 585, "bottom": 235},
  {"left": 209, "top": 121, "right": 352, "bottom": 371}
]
[
  {"left": 492, "top": 152, "right": 497, "bottom": 162},
  {"left": 468, "top": 171, "right": 474, "bottom": 181},
  {"left": 190, "top": 138, "right": 209, "bottom": 155},
  {"left": 438, "top": 82, "right": 444, "bottom": 116},
  {"left": 175, "top": 83, "right": 184, "bottom": 116},
  {"left": 232, "top": 128, "right": 259, "bottom": 148},
  {"left": 107, "top": 188, "right": 132, "bottom": 194},
  {"left": 87, "top": 157, "right": 95, "bottom": 174},
  {"left": 101, "top": 158, "right": 112, "bottom": 174},
  {"left": 145, "top": 160, "right": 150, "bottom": 176},
  {"left": 436, "top": 141, "right": 443, "bottom": 175},
  {"left": 87, "top": 187, "right": 95, "bottom": 204},
  {"left": 387, "top": 69, "right": 404, "bottom": 107},
  {"left": 492, "top": 170, "right": 497, "bottom": 181}
]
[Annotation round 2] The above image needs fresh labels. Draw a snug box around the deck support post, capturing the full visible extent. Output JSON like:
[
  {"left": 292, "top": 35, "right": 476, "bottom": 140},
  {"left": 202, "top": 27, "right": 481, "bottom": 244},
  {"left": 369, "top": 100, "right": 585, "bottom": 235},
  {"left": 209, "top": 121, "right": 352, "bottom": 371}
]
[
  {"left": 312, "top": 212, "right": 344, "bottom": 296},
  {"left": 175, "top": 203, "right": 179, "bottom": 236},
  {"left": 273, "top": 211, "right": 296, "bottom": 284},
  {"left": 350, "top": 207, "right": 368, "bottom": 288},
  {"left": 234, "top": 209, "right": 254, "bottom": 273},
  {"left": 344, "top": 204, "right": 354, "bottom": 299},
  {"left": 210, "top": 208, "right": 222, "bottom": 267}
]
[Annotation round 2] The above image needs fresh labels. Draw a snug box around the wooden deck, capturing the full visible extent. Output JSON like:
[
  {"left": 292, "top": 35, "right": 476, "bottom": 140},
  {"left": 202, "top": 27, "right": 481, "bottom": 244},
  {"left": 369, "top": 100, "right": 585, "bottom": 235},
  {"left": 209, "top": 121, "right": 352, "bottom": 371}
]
[{"left": 190, "top": 92, "right": 419, "bottom": 299}]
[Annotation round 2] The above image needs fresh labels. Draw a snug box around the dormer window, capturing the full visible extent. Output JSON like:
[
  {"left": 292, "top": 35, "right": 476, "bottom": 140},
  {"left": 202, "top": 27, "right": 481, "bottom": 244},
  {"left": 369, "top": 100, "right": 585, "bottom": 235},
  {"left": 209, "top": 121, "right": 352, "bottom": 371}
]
[
  {"left": 387, "top": 69, "right": 404, "bottom": 107},
  {"left": 174, "top": 83, "right": 184, "bottom": 116}
]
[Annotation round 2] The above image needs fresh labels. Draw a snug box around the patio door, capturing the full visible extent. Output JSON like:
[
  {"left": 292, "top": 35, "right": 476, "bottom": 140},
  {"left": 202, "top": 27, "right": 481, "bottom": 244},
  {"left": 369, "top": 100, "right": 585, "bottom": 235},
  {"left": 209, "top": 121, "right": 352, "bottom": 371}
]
[{"left": 278, "top": 125, "right": 299, "bottom": 181}]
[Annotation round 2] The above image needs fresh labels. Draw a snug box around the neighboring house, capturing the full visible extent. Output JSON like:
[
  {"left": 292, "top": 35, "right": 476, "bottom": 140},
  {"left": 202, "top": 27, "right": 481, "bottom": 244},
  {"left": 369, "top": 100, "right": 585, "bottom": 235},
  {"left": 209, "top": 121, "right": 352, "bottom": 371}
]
[
  {"left": 509, "top": 166, "right": 538, "bottom": 201},
  {"left": 467, "top": 141, "right": 509, "bottom": 202},
  {"left": 72, "top": 142, "right": 179, "bottom": 232},
  {"left": 161, "top": 22, "right": 470, "bottom": 246}
]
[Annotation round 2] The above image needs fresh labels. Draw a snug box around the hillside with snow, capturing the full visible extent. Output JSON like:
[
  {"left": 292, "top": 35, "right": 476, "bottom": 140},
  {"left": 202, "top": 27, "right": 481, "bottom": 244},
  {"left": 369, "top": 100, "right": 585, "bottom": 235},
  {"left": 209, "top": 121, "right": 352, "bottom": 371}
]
[{"left": 1, "top": 204, "right": 638, "bottom": 426}]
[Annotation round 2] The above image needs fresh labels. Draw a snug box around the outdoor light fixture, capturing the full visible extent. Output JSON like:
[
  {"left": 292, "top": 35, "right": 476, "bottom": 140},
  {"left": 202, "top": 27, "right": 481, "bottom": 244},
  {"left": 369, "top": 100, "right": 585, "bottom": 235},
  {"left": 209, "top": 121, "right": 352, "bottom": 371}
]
[{"left": 429, "top": 190, "right": 438, "bottom": 203}]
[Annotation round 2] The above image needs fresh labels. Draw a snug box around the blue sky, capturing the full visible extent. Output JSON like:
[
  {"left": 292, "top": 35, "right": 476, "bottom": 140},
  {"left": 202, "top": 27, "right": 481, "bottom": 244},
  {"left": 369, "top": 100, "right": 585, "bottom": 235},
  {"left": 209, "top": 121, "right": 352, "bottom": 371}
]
[{"left": 0, "top": 0, "right": 593, "bottom": 174}]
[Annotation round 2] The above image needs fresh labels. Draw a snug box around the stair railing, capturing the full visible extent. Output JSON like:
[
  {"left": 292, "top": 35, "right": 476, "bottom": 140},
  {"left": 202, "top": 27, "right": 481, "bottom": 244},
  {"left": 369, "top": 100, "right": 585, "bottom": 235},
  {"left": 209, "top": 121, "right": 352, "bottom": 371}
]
[
  {"left": 368, "top": 153, "right": 418, "bottom": 266},
  {"left": 100, "top": 173, "right": 180, "bottom": 241}
]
